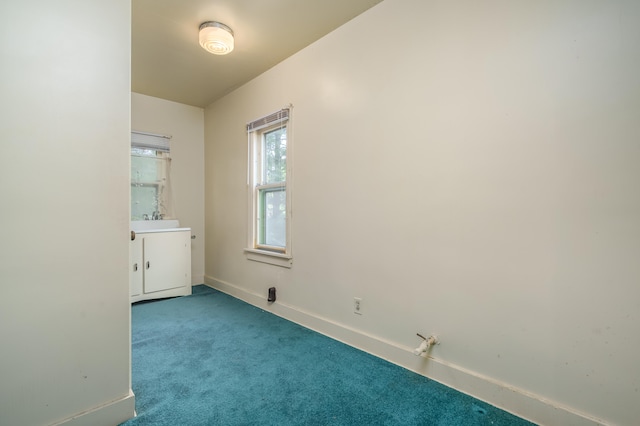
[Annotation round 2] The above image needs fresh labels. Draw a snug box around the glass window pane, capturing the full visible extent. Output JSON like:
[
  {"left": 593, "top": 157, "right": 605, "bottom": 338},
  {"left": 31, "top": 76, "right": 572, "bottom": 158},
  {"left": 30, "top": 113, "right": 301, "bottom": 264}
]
[
  {"left": 262, "top": 127, "right": 287, "bottom": 184},
  {"left": 131, "top": 185, "right": 158, "bottom": 220},
  {"left": 259, "top": 188, "right": 286, "bottom": 247},
  {"left": 131, "top": 149, "right": 171, "bottom": 220},
  {"left": 131, "top": 151, "right": 162, "bottom": 183}
]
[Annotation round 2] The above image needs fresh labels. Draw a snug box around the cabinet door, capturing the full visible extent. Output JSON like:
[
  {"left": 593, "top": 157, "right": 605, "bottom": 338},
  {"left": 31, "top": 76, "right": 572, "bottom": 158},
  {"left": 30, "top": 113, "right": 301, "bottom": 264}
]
[
  {"left": 130, "top": 237, "right": 143, "bottom": 297},
  {"left": 143, "top": 231, "right": 190, "bottom": 294}
]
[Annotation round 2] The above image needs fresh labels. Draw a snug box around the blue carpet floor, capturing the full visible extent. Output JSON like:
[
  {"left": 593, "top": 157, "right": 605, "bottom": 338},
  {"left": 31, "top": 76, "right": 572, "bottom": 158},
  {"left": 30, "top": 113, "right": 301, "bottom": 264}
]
[{"left": 120, "top": 285, "right": 535, "bottom": 425}]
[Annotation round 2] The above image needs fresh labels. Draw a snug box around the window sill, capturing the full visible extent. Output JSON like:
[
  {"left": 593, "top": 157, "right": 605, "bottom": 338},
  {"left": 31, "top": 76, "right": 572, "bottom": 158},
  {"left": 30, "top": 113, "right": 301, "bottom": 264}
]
[{"left": 244, "top": 248, "right": 293, "bottom": 268}]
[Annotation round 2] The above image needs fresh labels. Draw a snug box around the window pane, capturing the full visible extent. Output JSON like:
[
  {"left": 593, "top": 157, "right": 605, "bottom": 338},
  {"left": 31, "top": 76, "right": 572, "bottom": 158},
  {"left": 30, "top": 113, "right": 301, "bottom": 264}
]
[
  {"left": 259, "top": 188, "right": 286, "bottom": 247},
  {"left": 131, "top": 185, "right": 158, "bottom": 220},
  {"left": 262, "top": 127, "right": 287, "bottom": 184},
  {"left": 131, "top": 149, "right": 171, "bottom": 220},
  {"left": 131, "top": 150, "right": 162, "bottom": 183}
]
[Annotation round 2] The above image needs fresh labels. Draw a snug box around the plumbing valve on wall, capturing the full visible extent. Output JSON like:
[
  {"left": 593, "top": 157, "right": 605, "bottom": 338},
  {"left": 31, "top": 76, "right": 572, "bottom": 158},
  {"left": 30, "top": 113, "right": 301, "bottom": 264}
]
[{"left": 414, "top": 333, "right": 438, "bottom": 356}]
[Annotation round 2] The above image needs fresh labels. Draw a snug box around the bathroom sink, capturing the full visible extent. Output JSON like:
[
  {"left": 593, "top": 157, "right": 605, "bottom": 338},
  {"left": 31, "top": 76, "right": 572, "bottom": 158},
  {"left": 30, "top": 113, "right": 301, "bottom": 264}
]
[{"left": 131, "top": 220, "right": 180, "bottom": 232}]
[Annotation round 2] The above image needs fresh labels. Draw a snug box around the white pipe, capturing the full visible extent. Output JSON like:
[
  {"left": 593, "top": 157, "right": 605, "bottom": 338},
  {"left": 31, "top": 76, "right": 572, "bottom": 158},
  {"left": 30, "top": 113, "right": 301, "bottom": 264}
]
[{"left": 413, "top": 334, "right": 438, "bottom": 356}]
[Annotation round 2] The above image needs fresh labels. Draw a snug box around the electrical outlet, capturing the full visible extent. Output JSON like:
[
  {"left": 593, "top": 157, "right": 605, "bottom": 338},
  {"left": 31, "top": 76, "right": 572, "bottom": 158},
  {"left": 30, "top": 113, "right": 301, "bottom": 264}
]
[{"left": 354, "top": 297, "right": 363, "bottom": 315}]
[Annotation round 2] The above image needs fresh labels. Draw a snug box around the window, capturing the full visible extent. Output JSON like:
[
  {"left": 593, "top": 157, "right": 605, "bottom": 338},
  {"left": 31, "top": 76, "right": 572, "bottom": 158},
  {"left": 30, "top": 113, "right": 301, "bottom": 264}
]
[
  {"left": 246, "top": 107, "right": 292, "bottom": 267},
  {"left": 131, "top": 131, "right": 173, "bottom": 221}
]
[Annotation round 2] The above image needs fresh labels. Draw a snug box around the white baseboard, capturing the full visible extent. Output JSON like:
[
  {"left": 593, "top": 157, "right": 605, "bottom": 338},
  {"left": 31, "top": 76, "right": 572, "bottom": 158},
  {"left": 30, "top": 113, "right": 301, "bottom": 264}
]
[
  {"left": 205, "top": 275, "right": 606, "bottom": 426},
  {"left": 54, "top": 389, "right": 135, "bottom": 426}
]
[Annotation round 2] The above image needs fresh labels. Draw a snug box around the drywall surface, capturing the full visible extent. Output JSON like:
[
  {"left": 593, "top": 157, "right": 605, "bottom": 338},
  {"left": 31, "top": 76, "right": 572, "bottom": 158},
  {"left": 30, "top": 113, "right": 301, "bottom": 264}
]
[
  {"left": 204, "top": 0, "right": 640, "bottom": 424},
  {"left": 0, "top": 1, "right": 134, "bottom": 425},
  {"left": 132, "top": 93, "right": 205, "bottom": 284}
]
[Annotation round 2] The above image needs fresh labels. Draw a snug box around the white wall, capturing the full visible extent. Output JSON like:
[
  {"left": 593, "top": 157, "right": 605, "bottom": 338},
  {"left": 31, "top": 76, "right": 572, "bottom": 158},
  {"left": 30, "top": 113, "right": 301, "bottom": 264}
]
[
  {"left": 132, "top": 93, "right": 205, "bottom": 284},
  {"left": 0, "top": 1, "right": 134, "bottom": 425},
  {"left": 204, "top": 0, "right": 640, "bottom": 425}
]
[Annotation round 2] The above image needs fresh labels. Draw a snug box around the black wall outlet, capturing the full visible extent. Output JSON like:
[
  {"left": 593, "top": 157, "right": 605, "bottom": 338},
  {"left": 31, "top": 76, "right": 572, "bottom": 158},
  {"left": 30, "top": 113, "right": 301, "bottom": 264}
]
[{"left": 267, "top": 287, "right": 276, "bottom": 302}]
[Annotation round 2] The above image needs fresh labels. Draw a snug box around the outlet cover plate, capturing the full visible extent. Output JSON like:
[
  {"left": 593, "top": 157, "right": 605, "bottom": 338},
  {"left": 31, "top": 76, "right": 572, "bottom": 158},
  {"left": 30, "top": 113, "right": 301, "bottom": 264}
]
[{"left": 354, "top": 297, "right": 363, "bottom": 315}]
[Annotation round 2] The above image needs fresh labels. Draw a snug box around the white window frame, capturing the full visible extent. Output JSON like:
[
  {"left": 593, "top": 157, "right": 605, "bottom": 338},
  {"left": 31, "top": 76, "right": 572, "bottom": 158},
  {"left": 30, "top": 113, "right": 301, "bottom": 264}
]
[{"left": 245, "top": 107, "right": 293, "bottom": 268}]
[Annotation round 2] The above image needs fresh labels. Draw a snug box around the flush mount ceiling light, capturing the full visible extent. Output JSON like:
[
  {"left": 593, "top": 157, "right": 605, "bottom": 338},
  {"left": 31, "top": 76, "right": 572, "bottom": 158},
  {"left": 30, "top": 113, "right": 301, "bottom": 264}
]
[{"left": 199, "top": 21, "right": 234, "bottom": 55}]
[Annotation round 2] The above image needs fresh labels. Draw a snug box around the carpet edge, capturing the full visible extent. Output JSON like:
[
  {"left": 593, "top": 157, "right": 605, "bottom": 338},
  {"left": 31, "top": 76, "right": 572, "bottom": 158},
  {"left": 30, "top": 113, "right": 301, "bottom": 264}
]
[{"left": 204, "top": 275, "right": 608, "bottom": 426}]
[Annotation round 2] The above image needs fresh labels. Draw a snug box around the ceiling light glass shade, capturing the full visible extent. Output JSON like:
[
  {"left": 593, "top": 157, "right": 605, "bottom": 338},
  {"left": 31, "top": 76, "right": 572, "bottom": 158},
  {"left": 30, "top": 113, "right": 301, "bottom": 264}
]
[{"left": 199, "top": 21, "right": 234, "bottom": 55}]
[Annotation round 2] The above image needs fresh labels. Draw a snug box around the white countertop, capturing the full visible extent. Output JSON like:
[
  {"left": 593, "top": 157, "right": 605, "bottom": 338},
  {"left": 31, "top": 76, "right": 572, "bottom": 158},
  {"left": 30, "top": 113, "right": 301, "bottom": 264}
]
[
  {"left": 134, "top": 227, "right": 191, "bottom": 234},
  {"left": 131, "top": 220, "right": 191, "bottom": 234}
]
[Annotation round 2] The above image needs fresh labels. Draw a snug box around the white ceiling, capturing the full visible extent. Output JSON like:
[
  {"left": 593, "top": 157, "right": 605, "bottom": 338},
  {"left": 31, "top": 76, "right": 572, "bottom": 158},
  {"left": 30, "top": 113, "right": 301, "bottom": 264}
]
[{"left": 132, "top": 0, "right": 384, "bottom": 108}]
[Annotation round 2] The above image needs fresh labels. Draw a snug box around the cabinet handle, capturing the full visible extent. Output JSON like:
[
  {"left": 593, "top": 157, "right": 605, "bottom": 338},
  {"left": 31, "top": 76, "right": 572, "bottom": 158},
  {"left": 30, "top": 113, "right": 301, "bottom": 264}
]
[
  {"left": 146, "top": 261, "right": 150, "bottom": 269},
  {"left": 133, "top": 263, "right": 138, "bottom": 272},
  {"left": 131, "top": 230, "right": 136, "bottom": 241}
]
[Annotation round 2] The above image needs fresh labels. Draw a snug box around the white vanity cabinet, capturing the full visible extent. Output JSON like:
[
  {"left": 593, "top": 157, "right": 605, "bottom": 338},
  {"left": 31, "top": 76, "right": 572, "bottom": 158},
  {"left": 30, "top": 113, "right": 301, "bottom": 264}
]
[{"left": 130, "top": 228, "right": 192, "bottom": 303}]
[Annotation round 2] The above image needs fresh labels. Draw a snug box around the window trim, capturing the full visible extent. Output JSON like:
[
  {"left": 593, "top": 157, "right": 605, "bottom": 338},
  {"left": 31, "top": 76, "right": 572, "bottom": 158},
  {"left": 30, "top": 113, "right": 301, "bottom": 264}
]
[
  {"left": 244, "top": 248, "right": 293, "bottom": 268},
  {"left": 245, "top": 107, "right": 293, "bottom": 268}
]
